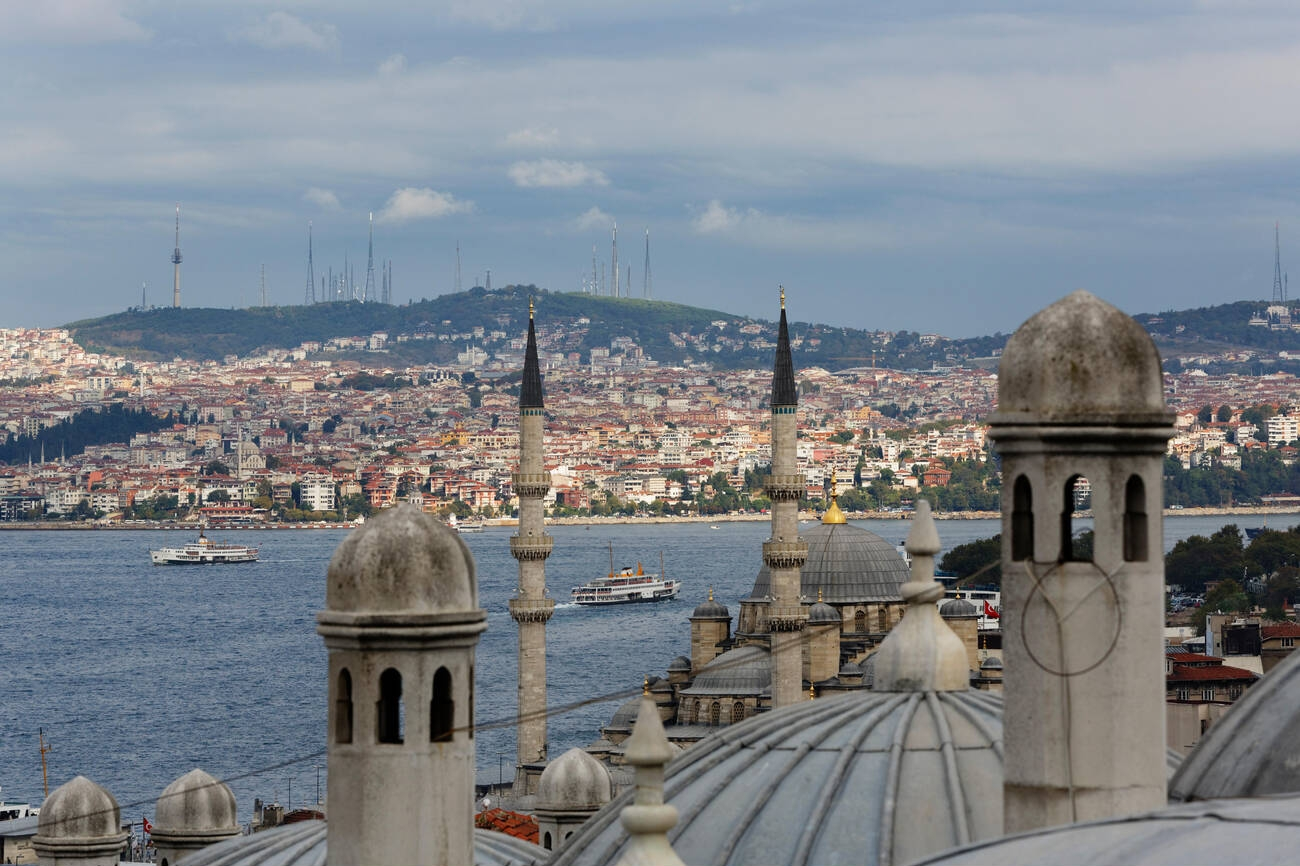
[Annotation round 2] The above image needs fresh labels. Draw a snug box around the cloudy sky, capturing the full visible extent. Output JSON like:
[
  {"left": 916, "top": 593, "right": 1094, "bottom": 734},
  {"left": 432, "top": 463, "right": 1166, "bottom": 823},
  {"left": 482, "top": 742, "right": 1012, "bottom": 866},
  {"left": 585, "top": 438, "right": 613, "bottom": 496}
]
[{"left": 5, "top": 1, "right": 1300, "bottom": 336}]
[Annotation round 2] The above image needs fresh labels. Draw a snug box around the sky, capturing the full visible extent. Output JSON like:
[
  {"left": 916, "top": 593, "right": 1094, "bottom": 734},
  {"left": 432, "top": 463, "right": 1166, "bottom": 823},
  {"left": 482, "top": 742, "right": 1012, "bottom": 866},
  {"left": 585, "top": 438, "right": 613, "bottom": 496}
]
[{"left": 6, "top": 1, "right": 1300, "bottom": 337}]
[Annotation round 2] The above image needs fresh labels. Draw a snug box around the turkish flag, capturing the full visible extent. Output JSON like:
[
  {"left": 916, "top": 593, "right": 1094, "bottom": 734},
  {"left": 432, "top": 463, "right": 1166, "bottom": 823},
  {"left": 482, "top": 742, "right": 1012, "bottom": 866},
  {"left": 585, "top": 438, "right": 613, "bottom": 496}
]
[
  {"left": 984, "top": 600, "right": 1000, "bottom": 620},
  {"left": 143, "top": 817, "right": 152, "bottom": 834}
]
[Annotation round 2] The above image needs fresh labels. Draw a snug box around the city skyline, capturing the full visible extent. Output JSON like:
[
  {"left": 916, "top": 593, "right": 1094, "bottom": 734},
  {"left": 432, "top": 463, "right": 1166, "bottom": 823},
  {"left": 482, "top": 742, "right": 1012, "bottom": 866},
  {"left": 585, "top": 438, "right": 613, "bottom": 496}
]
[{"left": 6, "top": 2, "right": 1300, "bottom": 333}]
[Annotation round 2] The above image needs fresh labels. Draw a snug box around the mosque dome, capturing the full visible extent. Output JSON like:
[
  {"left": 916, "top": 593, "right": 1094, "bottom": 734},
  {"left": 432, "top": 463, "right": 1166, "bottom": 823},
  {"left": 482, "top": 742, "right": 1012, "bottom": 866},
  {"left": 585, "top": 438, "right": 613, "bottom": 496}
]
[
  {"left": 747, "top": 522, "right": 909, "bottom": 604},
  {"left": 691, "top": 593, "right": 730, "bottom": 619},
  {"left": 993, "top": 290, "right": 1167, "bottom": 424},
  {"left": 603, "top": 698, "right": 641, "bottom": 735},
  {"left": 911, "top": 795, "right": 1300, "bottom": 866},
  {"left": 940, "top": 598, "right": 978, "bottom": 617},
  {"left": 181, "top": 821, "right": 543, "bottom": 866},
  {"left": 550, "top": 689, "right": 1006, "bottom": 866},
  {"left": 809, "top": 600, "right": 840, "bottom": 623},
  {"left": 36, "top": 776, "right": 122, "bottom": 840},
  {"left": 1169, "top": 644, "right": 1300, "bottom": 802},
  {"left": 666, "top": 655, "right": 692, "bottom": 674},
  {"left": 680, "top": 644, "right": 771, "bottom": 696},
  {"left": 979, "top": 657, "right": 1003, "bottom": 671},
  {"left": 154, "top": 768, "right": 238, "bottom": 836},
  {"left": 537, "top": 748, "right": 613, "bottom": 812},
  {"left": 839, "top": 660, "right": 863, "bottom": 677},
  {"left": 324, "top": 504, "right": 476, "bottom": 614}
]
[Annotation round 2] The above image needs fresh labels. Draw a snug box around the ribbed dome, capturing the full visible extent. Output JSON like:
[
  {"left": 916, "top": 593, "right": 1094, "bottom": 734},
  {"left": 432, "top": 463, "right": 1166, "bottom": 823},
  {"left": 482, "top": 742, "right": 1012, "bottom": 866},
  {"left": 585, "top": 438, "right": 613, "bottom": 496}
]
[
  {"left": 747, "top": 522, "right": 908, "bottom": 604},
  {"left": 325, "top": 504, "right": 477, "bottom": 614},
  {"left": 809, "top": 601, "right": 840, "bottom": 623},
  {"left": 679, "top": 644, "right": 770, "bottom": 696},
  {"left": 551, "top": 690, "right": 1005, "bottom": 866},
  {"left": 940, "top": 598, "right": 978, "bottom": 617},
  {"left": 1170, "top": 642, "right": 1300, "bottom": 802},
  {"left": 154, "top": 768, "right": 238, "bottom": 834},
  {"left": 980, "top": 657, "right": 1003, "bottom": 671},
  {"left": 691, "top": 597, "right": 730, "bottom": 619},
  {"left": 912, "top": 795, "right": 1300, "bottom": 866},
  {"left": 181, "top": 821, "right": 543, "bottom": 866},
  {"left": 537, "top": 748, "right": 613, "bottom": 811},
  {"left": 993, "top": 290, "right": 1167, "bottom": 424},
  {"left": 667, "top": 655, "right": 692, "bottom": 673},
  {"left": 603, "top": 698, "right": 641, "bottom": 733},
  {"left": 37, "top": 776, "right": 122, "bottom": 840},
  {"left": 839, "top": 660, "right": 863, "bottom": 676}
]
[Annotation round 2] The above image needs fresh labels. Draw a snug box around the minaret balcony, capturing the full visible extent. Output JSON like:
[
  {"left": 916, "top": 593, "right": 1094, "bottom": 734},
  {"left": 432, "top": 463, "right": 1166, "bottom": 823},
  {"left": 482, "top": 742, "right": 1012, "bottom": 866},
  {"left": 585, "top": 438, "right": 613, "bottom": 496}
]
[
  {"left": 762, "top": 539, "right": 808, "bottom": 569},
  {"left": 767, "top": 603, "right": 809, "bottom": 631},
  {"left": 763, "top": 474, "right": 805, "bottom": 502},
  {"left": 510, "top": 534, "right": 554, "bottom": 561},
  {"left": 512, "top": 472, "right": 552, "bottom": 499},
  {"left": 509, "top": 596, "right": 555, "bottom": 624}
]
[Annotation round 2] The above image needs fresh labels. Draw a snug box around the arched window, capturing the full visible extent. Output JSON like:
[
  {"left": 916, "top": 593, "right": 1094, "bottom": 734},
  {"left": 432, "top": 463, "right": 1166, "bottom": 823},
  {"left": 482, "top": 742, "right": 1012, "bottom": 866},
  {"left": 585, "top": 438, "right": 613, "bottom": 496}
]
[
  {"left": 710, "top": 701, "right": 721, "bottom": 726},
  {"left": 854, "top": 610, "right": 866, "bottom": 633},
  {"left": 543, "top": 832, "right": 552, "bottom": 851},
  {"left": 431, "top": 667, "right": 454, "bottom": 742},
  {"left": 733, "top": 701, "right": 745, "bottom": 723},
  {"left": 1124, "top": 475, "right": 1148, "bottom": 562},
  {"left": 1060, "top": 475, "right": 1092, "bottom": 562},
  {"left": 1012, "top": 475, "right": 1034, "bottom": 560},
  {"left": 377, "top": 668, "right": 404, "bottom": 744},
  {"left": 564, "top": 831, "right": 572, "bottom": 841},
  {"left": 877, "top": 607, "right": 887, "bottom": 632},
  {"left": 335, "top": 668, "right": 353, "bottom": 744}
]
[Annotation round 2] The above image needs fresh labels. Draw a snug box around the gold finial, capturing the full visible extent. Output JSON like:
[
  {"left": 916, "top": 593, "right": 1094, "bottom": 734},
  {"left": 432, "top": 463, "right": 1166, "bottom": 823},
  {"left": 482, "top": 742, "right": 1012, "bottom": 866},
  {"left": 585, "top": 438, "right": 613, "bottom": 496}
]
[
  {"left": 708, "top": 587, "right": 714, "bottom": 602},
  {"left": 643, "top": 676, "right": 651, "bottom": 696},
  {"left": 809, "top": 683, "right": 816, "bottom": 701},
  {"left": 529, "top": 296, "right": 534, "bottom": 320},
  {"left": 823, "top": 468, "right": 847, "bottom": 525},
  {"left": 779, "top": 285, "right": 785, "bottom": 310},
  {"left": 818, "top": 586, "right": 824, "bottom": 603}
]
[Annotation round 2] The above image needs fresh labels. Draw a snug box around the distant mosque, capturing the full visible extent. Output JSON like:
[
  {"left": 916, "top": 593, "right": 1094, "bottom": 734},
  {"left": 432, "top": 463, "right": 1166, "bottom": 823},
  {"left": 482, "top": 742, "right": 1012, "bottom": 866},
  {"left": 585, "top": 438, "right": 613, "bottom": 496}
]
[{"left": 26, "top": 289, "right": 1300, "bottom": 866}]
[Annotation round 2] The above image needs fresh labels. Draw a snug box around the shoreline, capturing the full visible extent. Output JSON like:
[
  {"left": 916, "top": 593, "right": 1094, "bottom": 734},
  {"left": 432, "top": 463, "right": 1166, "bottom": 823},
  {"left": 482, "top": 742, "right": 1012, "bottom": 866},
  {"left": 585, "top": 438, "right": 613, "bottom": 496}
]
[{"left": 1, "top": 505, "right": 1297, "bottom": 530}]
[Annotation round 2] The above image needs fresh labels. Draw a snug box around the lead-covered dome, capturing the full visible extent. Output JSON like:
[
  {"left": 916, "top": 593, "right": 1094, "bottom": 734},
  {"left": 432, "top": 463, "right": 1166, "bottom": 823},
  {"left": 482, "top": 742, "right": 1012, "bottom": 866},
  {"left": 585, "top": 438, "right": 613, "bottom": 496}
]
[
  {"left": 993, "top": 290, "right": 1167, "bottom": 424},
  {"left": 537, "top": 748, "right": 613, "bottom": 811},
  {"left": 325, "top": 503, "right": 477, "bottom": 613},
  {"left": 154, "top": 768, "right": 238, "bottom": 835},
  {"left": 1170, "top": 643, "right": 1300, "bottom": 802},
  {"left": 679, "top": 644, "right": 770, "bottom": 697},
  {"left": 36, "top": 776, "right": 122, "bottom": 840},
  {"left": 747, "top": 522, "right": 908, "bottom": 604},
  {"left": 551, "top": 689, "right": 1005, "bottom": 866}
]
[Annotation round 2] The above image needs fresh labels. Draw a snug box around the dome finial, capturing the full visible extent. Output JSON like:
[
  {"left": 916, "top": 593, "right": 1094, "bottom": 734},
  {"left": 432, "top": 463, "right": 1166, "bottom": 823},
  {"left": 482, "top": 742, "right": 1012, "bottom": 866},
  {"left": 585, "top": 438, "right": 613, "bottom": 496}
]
[
  {"left": 707, "top": 586, "right": 714, "bottom": 602},
  {"left": 529, "top": 295, "right": 534, "bottom": 320},
  {"left": 615, "top": 696, "right": 685, "bottom": 866},
  {"left": 779, "top": 285, "right": 785, "bottom": 309},
  {"left": 822, "top": 468, "right": 847, "bottom": 524},
  {"left": 870, "top": 499, "right": 969, "bottom": 692},
  {"left": 643, "top": 675, "right": 650, "bottom": 696},
  {"left": 818, "top": 586, "right": 823, "bottom": 603},
  {"left": 809, "top": 683, "right": 816, "bottom": 701}
]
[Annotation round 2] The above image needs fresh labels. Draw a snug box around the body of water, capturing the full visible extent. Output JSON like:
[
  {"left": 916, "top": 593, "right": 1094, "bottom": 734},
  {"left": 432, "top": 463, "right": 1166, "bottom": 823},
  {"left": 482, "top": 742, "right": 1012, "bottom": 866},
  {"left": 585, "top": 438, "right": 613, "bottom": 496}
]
[{"left": 1, "top": 513, "right": 1285, "bottom": 819}]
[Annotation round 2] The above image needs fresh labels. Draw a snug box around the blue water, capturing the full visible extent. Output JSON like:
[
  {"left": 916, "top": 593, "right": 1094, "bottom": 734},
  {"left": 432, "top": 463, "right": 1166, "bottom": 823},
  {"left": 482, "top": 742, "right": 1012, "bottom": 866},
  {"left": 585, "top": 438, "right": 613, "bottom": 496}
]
[{"left": 0, "top": 514, "right": 1283, "bottom": 819}]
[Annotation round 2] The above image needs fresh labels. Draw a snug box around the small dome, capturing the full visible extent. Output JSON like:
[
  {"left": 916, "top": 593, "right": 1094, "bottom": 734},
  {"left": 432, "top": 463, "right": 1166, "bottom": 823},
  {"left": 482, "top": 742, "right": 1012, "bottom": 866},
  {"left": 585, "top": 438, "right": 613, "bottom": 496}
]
[
  {"left": 809, "top": 601, "right": 840, "bottom": 623},
  {"left": 940, "top": 598, "right": 978, "bottom": 617},
  {"left": 650, "top": 678, "right": 673, "bottom": 694},
  {"left": 154, "top": 768, "right": 238, "bottom": 834},
  {"left": 748, "top": 522, "right": 908, "bottom": 604},
  {"left": 680, "top": 645, "right": 770, "bottom": 696},
  {"left": 325, "top": 504, "right": 477, "bottom": 614},
  {"left": 994, "top": 290, "right": 1167, "bottom": 424},
  {"left": 691, "top": 593, "right": 730, "bottom": 619},
  {"left": 604, "top": 698, "right": 641, "bottom": 733},
  {"left": 1170, "top": 642, "right": 1300, "bottom": 802},
  {"left": 980, "top": 657, "right": 1003, "bottom": 671},
  {"left": 839, "top": 660, "right": 863, "bottom": 677},
  {"left": 551, "top": 690, "right": 1005, "bottom": 866},
  {"left": 667, "top": 655, "right": 692, "bottom": 673},
  {"left": 537, "top": 748, "right": 613, "bottom": 811},
  {"left": 37, "top": 776, "right": 122, "bottom": 840}
]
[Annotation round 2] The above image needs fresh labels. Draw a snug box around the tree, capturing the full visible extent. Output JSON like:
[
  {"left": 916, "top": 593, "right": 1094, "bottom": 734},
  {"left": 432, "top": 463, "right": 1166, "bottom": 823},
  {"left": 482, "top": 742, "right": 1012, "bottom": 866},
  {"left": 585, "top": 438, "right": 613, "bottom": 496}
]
[
  {"left": 203, "top": 460, "right": 231, "bottom": 476},
  {"left": 1216, "top": 404, "right": 1233, "bottom": 423},
  {"left": 940, "top": 535, "right": 1002, "bottom": 587},
  {"left": 1197, "top": 404, "right": 1214, "bottom": 424},
  {"left": 1166, "top": 526, "right": 1245, "bottom": 593},
  {"left": 207, "top": 489, "right": 231, "bottom": 503},
  {"left": 1202, "top": 578, "right": 1250, "bottom": 614}
]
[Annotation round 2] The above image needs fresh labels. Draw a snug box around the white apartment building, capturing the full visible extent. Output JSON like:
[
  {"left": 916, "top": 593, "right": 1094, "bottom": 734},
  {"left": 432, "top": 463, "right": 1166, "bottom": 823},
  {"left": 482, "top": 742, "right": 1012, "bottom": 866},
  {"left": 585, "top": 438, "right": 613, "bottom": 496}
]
[{"left": 300, "top": 473, "right": 336, "bottom": 512}]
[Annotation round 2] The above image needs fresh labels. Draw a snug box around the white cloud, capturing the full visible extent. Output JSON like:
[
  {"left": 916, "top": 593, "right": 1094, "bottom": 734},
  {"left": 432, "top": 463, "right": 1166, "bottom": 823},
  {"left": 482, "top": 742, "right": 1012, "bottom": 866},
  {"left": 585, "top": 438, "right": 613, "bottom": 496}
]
[
  {"left": 692, "top": 199, "right": 742, "bottom": 234},
  {"left": 236, "top": 12, "right": 338, "bottom": 52},
  {"left": 690, "top": 200, "right": 900, "bottom": 251},
  {"left": 572, "top": 206, "right": 612, "bottom": 231},
  {"left": 378, "top": 54, "right": 407, "bottom": 77},
  {"left": 505, "top": 126, "right": 561, "bottom": 149},
  {"left": 508, "top": 159, "right": 608, "bottom": 188},
  {"left": 0, "top": 0, "right": 148, "bottom": 43},
  {"left": 303, "top": 187, "right": 341, "bottom": 210},
  {"left": 376, "top": 188, "right": 473, "bottom": 224}
]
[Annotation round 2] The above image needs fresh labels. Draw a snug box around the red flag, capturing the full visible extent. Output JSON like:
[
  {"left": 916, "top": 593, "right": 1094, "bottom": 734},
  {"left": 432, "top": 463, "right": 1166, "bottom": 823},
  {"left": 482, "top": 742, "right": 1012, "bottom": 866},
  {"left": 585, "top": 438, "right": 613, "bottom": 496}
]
[
  {"left": 984, "top": 600, "right": 1000, "bottom": 620},
  {"left": 143, "top": 816, "right": 152, "bottom": 834}
]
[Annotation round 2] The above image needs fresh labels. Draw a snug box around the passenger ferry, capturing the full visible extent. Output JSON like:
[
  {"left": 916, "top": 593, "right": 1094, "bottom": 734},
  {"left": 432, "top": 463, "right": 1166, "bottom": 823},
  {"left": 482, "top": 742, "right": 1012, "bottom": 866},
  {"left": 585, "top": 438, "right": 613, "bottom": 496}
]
[
  {"left": 150, "top": 530, "right": 259, "bottom": 565},
  {"left": 572, "top": 548, "right": 679, "bottom": 605}
]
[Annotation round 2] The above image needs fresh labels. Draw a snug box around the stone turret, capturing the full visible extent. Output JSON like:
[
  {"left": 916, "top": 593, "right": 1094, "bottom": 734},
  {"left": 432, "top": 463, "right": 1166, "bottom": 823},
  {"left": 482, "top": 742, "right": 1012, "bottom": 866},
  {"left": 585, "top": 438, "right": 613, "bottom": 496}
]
[
  {"left": 151, "top": 769, "right": 239, "bottom": 865},
  {"left": 33, "top": 776, "right": 128, "bottom": 866},
  {"left": 317, "top": 505, "right": 486, "bottom": 866},
  {"left": 989, "top": 290, "right": 1174, "bottom": 832},
  {"left": 688, "top": 589, "right": 730, "bottom": 674},
  {"left": 509, "top": 299, "right": 555, "bottom": 794},
  {"left": 763, "top": 287, "right": 808, "bottom": 707},
  {"left": 536, "top": 748, "right": 613, "bottom": 852}
]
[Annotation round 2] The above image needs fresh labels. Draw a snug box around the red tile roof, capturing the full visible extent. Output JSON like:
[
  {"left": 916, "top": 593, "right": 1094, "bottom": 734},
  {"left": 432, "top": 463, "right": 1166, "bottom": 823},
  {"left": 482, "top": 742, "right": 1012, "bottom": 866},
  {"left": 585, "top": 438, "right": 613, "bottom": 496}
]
[
  {"left": 475, "top": 808, "right": 539, "bottom": 844},
  {"left": 1168, "top": 664, "right": 1259, "bottom": 683},
  {"left": 1262, "top": 623, "right": 1300, "bottom": 638}
]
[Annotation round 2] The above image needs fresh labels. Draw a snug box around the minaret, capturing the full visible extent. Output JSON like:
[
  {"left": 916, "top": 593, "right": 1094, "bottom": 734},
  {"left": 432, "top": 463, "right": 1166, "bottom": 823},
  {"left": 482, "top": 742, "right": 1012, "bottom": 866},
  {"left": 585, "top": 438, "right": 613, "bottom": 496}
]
[
  {"left": 509, "top": 298, "right": 555, "bottom": 794},
  {"left": 763, "top": 287, "right": 808, "bottom": 707},
  {"left": 171, "top": 204, "right": 183, "bottom": 308}
]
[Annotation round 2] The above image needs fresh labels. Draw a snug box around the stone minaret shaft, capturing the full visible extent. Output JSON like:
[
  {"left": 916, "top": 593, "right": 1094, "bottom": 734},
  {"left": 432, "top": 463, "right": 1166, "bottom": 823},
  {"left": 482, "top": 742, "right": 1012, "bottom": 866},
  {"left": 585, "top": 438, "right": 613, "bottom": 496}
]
[
  {"left": 509, "top": 301, "right": 555, "bottom": 790},
  {"left": 763, "top": 289, "right": 807, "bottom": 707}
]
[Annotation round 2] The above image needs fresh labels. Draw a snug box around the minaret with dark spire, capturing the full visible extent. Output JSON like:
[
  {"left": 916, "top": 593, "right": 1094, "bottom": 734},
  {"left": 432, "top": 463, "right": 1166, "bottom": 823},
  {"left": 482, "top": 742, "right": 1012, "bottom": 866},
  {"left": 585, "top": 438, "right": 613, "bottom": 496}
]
[
  {"left": 509, "top": 298, "right": 555, "bottom": 794},
  {"left": 764, "top": 287, "right": 808, "bottom": 707}
]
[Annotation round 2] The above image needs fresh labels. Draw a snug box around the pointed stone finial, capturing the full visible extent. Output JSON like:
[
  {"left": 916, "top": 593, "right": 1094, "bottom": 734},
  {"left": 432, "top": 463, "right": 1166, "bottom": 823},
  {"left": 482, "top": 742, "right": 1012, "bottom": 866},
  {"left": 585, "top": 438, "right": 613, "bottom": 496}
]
[
  {"left": 613, "top": 696, "right": 685, "bottom": 866},
  {"left": 870, "top": 500, "right": 968, "bottom": 692}
]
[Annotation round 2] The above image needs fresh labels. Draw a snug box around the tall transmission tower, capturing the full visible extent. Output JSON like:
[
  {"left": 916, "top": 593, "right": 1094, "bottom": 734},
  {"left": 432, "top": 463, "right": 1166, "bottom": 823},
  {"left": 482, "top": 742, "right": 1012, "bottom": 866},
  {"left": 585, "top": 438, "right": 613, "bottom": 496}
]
[
  {"left": 364, "top": 212, "right": 376, "bottom": 302},
  {"left": 383, "top": 259, "right": 392, "bottom": 304},
  {"left": 305, "top": 221, "right": 315, "bottom": 304},
  {"left": 455, "top": 242, "right": 462, "bottom": 293},
  {"left": 171, "top": 204, "right": 183, "bottom": 308},
  {"left": 485, "top": 269, "right": 492, "bottom": 292},
  {"left": 141, "top": 282, "right": 147, "bottom": 310},
  {"left": 611, "top": 222, "right": 619, "bottom": 298},
  {"left": 260, "top": 264, "right": 267, "bottom": 307},
  {"left": 643, "top": 228, "right": 651, "bottom": 299},
  {"left": 1275, "top": 223, "right": 1286, "bottom": 303},
  {"left": 591, "top": 245, "right": 598, "bottom": 295}
]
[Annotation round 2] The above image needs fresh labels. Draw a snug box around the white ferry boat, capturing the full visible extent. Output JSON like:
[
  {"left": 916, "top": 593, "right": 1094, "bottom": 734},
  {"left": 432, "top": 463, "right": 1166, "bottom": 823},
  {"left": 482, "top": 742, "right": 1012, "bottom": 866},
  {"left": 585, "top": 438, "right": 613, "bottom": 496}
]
[
  {"left": 572, "top": 548, "right": 679, "bottom": 605},
  {"left": 150, "top": 530, "right": 259, "bottom": 565}
]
